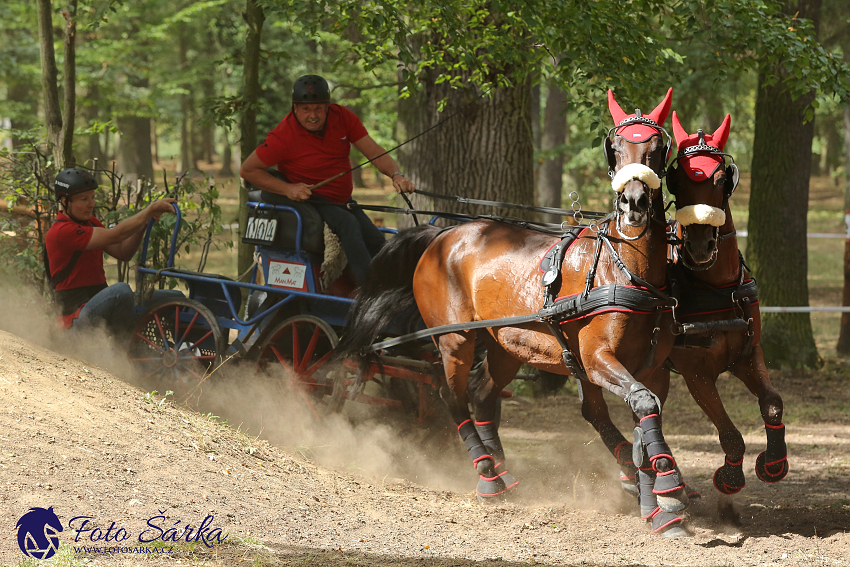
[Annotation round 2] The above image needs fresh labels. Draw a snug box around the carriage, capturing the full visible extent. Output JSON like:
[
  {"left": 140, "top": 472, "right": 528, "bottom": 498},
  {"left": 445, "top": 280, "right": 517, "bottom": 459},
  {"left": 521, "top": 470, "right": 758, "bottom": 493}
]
[{"left": 126, "top": 188, "right": 449, "bottom": 419}]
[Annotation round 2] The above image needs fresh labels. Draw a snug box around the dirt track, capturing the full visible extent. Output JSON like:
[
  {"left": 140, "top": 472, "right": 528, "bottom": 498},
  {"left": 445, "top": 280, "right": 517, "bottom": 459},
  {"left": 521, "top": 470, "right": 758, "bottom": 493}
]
[{"left": 0, "top": 318, "right": 849, "bottom": 567}]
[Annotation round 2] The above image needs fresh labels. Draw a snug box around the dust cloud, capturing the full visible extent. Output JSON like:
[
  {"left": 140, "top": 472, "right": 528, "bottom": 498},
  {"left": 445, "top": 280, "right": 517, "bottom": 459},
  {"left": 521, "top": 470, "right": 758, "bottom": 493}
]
[{"left": 0, "top": 274, "right": 636, "bottom": 512}]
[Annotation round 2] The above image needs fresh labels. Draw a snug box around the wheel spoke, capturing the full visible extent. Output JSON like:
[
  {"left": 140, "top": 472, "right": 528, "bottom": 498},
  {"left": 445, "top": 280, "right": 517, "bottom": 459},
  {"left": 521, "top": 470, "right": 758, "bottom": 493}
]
[
  {"left": 188, "top": 329, "right": 214, "bottom": 351},
  {"left": 178, "top": 354, "right": 217, "bottom": 361},
  {"left": 179, "top": 365, "right": 208, "bottom": 382},
  {"left": 153, "top": 313, "right": 170, "bottom": 349},
  {"left": 301, "top": 350, "right": 334, "bottom": 381},
  {"left": 270, "top": 346, "right": 295, "bottom": 373},
  {"left": 174, "top": 305, "right": 180, "bottom": 342},
  {"left": 177, "top": 311, "right": 200, "bottom": 350},
  {"left": 298, "top": 326, "right": 322, "bottom": 375},
  {"left": 290, "top": 323, "right": 301, "bottom": 372},
  {"left": 133, "top": 332, "right": 165, "bottom": 352}
]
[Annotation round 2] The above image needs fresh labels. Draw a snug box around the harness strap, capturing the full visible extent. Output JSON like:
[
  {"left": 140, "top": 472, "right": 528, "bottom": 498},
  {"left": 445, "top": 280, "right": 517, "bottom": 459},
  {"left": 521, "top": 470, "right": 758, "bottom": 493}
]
[{"left": 415, "top": 189, "right": 608, "bottom": 220}]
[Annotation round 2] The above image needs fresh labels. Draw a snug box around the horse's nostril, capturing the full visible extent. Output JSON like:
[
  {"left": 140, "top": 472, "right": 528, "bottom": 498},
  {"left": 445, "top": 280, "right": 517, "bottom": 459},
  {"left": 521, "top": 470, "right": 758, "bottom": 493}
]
[{"left": 707, "top": 240, "right": 716, "bottom": 249}]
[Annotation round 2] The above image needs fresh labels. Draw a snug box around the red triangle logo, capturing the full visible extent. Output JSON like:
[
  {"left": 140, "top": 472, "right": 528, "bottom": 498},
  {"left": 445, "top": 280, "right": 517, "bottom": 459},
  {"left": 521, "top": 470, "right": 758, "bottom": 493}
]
[{"left": 283, "top": 268, "right": 291, "bottom": 274}]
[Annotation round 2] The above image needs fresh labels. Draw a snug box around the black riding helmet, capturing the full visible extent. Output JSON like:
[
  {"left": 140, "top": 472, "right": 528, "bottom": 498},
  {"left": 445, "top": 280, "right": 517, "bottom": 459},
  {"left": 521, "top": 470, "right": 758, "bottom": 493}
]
[
  {"left": 292, "top": 74, "right": 330, "bottom": 104},
  {"left": 54, "top": 168, "right": 97, "bottom": 200}
]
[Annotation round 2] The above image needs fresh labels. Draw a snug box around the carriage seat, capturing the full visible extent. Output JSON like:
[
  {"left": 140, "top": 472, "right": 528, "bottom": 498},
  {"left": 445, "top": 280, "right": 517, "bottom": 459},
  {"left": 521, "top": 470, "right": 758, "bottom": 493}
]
[{"left": 245, "top": 189, "right": 325, "bottom": 256}]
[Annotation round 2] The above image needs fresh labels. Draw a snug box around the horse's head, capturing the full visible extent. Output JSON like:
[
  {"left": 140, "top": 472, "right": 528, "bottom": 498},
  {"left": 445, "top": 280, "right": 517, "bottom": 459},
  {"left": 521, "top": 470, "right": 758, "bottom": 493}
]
[
  {"left": 606, "top": 88, "right": 672, "bottom": 226},
  {"left": 668, "top": 112, "right": 739, "bottom": 266}
]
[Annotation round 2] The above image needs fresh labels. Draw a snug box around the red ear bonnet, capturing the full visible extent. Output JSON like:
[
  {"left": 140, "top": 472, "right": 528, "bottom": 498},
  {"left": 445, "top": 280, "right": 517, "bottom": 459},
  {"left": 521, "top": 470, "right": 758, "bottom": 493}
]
[
  {"left": 609, "top": 87, "right": 672, "bottom": 142},
  {"left": 674, "top": 113, "right": 732, "bottom": 182}
]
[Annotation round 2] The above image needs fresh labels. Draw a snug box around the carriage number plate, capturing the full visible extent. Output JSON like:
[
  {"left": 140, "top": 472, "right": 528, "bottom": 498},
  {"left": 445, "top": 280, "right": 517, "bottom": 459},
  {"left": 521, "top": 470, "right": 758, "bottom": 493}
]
[
  {"left": 268, "top": 260, "right": 307, "bottom": 291},
  {"left": 244, "top": 215, "right": 278, "bottom": 244}
]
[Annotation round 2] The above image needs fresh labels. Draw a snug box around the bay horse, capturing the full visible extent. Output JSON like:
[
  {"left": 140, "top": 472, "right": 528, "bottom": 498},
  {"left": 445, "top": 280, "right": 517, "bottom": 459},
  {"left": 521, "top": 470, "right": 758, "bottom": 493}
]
[
  {"left": 578, "top": 113, "right": 788, "bottom": 527},
  {"left": 338, "top": 89, "right": 691, "bottom": 535},
  {"left": 664, "top": 112, "right": 787, "bottom": 502}
]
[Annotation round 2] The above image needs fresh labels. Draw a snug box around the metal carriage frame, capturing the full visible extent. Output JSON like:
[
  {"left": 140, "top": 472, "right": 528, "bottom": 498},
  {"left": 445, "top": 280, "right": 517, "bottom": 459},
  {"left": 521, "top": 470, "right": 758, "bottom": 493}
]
[{"left": 127, "top": 201, "right": 445, "bottom": 420}]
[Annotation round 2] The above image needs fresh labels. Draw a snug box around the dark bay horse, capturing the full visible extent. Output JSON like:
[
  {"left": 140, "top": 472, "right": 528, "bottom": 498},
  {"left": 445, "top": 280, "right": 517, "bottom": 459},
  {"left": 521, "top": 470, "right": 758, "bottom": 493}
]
[
  {"left": 578, "top": 113, "right": 788, "bottom": 526},
  {"left": 663, "top": 112, "right": 787, "bottom": 502},
  {"left": 338, "top": 89, "right": 691, "bottom": 535}
]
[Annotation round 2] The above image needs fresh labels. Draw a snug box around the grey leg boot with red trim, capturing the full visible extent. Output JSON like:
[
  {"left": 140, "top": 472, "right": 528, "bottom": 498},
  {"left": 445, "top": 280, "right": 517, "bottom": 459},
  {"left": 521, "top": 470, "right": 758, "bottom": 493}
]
[
  {"left": 458, "top": 419, "right": 507, "bottom": 500},
  {"left": 475, "top": 420, "right": 518, "bottom": 494}
]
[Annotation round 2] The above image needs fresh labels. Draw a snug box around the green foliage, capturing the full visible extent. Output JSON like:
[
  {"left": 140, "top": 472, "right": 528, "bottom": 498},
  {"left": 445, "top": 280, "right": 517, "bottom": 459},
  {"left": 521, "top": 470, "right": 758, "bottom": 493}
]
[
  {"left": 0, "top": 132, "right": 59, "bottom": 294},
  {"left": 0, "top": 132, "right": 230, "bottom": 303}
]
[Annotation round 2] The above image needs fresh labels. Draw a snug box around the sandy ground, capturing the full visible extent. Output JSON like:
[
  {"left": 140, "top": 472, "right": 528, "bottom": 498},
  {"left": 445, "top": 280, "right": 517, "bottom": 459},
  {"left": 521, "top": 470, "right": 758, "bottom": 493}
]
[{"left": 0, "top": 288, "right": 849, "bottom": 566}]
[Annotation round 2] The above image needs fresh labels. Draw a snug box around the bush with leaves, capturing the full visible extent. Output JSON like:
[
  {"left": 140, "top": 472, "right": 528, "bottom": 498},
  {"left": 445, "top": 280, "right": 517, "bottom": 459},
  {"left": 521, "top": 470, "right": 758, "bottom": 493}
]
[{"left": 0, "top": 135, "right": 231, "bottom": 306}]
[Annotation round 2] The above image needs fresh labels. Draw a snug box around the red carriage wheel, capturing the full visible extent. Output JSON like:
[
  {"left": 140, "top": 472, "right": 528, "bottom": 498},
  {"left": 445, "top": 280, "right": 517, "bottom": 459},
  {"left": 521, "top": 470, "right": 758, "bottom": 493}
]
[
  {"left": 128, "top": 297, "right": 225, "bottom": 398},
  {"left": 255, "top": 315, "right": 348, "bottom": 418}
]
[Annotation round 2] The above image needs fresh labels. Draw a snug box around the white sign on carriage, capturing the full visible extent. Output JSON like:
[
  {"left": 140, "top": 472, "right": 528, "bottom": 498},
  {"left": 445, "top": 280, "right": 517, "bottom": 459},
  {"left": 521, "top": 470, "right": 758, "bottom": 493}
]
[{"left": 268, "top": 260, "right": 307, "bottom": 291}]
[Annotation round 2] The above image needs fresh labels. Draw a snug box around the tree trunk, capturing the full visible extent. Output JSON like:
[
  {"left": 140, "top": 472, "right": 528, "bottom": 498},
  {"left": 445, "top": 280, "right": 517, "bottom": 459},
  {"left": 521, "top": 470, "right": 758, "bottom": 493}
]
[
  {"left": 747, "top": 0, "right": 822, "bottom": 368},
  {"left": 179, "top": 33, "right": 192, "bottom": 174},
  {"left": 8, "top": 82, "right": 38, "bottom": 150},
  {"left": 201, "top": 77, "right": 216, "bottom": 164},
  {"left": 238, "top": 0, "right": 265, "bottom": 277},
  {"left": 836, "top": 105, "right": 850, "bottom": 355},
  {"left": 823, "top": 114, "right": 842, "bottom": 180},
  {"left": 538, "top": 79, "right": 568, "bottom": 224},
  {"left": 83, "top": 84, "right": 104, "bottom": 178},
  {"left": 397, "top": 68, "right": 533, "bottom": 229},
  {"left": 36, "top": 0, "right": 64, "bottom": 167},
  {"left": 133, "top": 115, "right": 154, "bottom": 179},
  {"left": 60, "top": 0, "right": 77, "bottom": 167},
  {"left": 531, "top": 78, "right": 541, "bottom": 196},
  {"left": 219, "top": 127, "right": 234, "bottom": 177},
  {"left": 116, "top": 117, "right": 137, "bottom": 181}
]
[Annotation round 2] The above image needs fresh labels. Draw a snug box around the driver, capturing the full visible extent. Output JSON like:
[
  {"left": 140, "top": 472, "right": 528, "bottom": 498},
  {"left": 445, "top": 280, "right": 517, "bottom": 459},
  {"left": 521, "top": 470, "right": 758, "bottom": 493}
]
[
  {"left": 239, "top": 74, "right": 415, "bottom": 285},
  {"left": 45, "top": 168, "right": 179, "bottom": 332}
]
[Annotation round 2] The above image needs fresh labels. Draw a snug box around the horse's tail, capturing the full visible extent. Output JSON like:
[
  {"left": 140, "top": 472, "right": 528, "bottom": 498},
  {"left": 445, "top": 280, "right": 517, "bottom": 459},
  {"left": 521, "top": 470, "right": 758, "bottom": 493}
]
[{"left": 335, "top": 224, "right": 444, "bottom": 359}]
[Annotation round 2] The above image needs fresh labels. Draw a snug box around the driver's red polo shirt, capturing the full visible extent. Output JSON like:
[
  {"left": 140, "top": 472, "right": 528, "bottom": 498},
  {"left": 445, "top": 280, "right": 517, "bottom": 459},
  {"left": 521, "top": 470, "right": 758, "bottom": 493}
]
[{"left": 255, "top": 103, "right": 369, "bottom": 204}]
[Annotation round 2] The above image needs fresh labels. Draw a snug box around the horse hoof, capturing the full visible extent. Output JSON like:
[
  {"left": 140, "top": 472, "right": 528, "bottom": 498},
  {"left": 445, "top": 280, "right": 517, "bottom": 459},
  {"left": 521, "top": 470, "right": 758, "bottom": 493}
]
[
  {"left": 653, "top": 469, "right": 688, "bottom": 512},
  {"left": 755, "top": 452, "right": 789, "bottom": 483},
  {"left": 684, "top": 483, "right": 702, "bottom": 501},
  {"left": 656, "top": 488, "right": 689, "bottom": 513},
  {"left": 499, "top": 471, "right": 519, "bottom": 492},
  {"left": 649, "top": 508, "right": 687, "bottom": 537},
  {"left": 713, "top": 461, "right": 746, "bottom": 494},
  {"left": 620, "top": 470, "right": 638, "bottom": 497},
  {"left": 476, "top": 472, "right": 511, "bottom": 501}
]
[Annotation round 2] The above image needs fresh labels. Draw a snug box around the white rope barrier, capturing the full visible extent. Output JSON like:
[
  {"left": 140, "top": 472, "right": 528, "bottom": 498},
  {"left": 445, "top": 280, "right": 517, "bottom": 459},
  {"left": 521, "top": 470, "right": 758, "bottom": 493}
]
[
  {"left": 736, "top": 230, "right": 846, "bottom": 239},
  {"left": 760, "top": 306, "right": 850, "bottom": 313}
]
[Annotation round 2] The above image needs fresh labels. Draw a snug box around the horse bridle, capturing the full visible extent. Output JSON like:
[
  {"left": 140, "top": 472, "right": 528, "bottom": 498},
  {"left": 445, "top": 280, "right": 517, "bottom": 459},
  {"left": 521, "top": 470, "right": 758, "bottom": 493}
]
[
  {"left": 605, "top": 112, "right": 671, "bottom": 240},
  {"left": 666, "top": 130, "right": 740, "bottom": 271},
  {"left": 603, "top": 110, "right": 673, "bottom": 179}
]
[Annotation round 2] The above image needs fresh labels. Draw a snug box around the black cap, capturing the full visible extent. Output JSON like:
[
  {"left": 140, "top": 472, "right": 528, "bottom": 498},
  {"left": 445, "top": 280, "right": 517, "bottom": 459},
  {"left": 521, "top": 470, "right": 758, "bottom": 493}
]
[{"left": 292, "top": 75, "right": 330, "bottom": 104}]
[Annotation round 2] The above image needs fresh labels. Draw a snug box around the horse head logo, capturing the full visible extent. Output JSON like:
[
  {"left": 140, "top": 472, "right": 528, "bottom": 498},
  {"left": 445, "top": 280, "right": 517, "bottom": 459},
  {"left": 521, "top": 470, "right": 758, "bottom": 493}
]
[{"left": 16, "top": 507, "right": 63, "bottom": 559}]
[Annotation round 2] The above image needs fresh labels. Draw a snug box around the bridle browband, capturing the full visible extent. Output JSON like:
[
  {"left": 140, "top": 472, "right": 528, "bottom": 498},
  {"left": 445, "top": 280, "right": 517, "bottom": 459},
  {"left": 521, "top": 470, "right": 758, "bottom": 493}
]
[
  {"left": 604, "top": 109, "right": 673, "bottom": 180},
  {"left": 668, "top": 129, "right": 740, "bottom": 271}
]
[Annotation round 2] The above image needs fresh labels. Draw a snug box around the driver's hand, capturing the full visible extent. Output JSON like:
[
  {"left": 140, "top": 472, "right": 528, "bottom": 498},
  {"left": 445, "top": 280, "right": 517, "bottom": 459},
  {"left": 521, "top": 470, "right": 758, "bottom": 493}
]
[
  {"left": 149, "top": 198, "right": 178, "bottom": 221},
  {"left": 392, "top": 174, "right": 415, "bottom": 194},
  {"left": 288, "top": 182, "right": 312, "bottom": 202}
]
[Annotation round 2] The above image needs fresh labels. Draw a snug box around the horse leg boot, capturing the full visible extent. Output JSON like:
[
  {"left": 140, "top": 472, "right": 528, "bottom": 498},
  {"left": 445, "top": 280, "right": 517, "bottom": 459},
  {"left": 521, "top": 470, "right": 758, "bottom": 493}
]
[
  {"left": 470, "top": 347, "right": 522, "bottom": 496},
  {"left": 680, "top": 371, "right": 746, "bottom": 496},
  {"left": 581, "top": 384, "right": 637, "bottom": 495},
  {"left": 437, "top": 332, "right": 506, "bottom": 500},
  {"left": 730, "top": 350, "right": 788, "bottom": 483},
  {"left": 627, "top": 383, "right": 689, "bottom": 513},
  {"left": 635, "top": 445, "right": 686, "bottom": 537}
]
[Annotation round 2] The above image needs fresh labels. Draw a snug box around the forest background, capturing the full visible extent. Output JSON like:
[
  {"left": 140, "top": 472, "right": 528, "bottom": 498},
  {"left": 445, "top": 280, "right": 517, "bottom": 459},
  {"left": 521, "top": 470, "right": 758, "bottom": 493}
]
[{"left": 1, "top": 0, "right": 850, "bottom": 369}]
